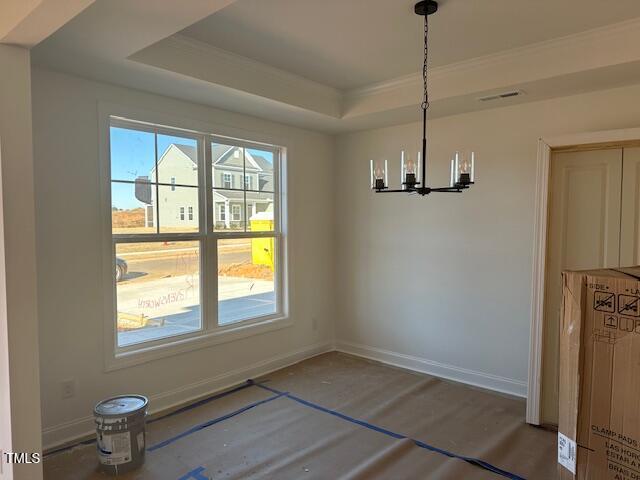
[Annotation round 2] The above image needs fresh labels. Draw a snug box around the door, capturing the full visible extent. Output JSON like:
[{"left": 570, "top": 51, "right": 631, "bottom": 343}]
[
  {"left": 621, "top": 147, "right": 640, "bottom": 266},
  {"left": 541, "top": 148, "right": 622, "bottom": 426}
]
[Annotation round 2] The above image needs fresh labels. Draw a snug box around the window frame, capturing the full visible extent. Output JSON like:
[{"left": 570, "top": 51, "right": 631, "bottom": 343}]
[{"left": 101, "top": 110, "right": 289, "bottom": 371}]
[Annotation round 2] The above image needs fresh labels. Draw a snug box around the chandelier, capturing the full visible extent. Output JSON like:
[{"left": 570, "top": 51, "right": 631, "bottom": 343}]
[{"left": 369, "top": 1, "right": 475, "bottom": 196}]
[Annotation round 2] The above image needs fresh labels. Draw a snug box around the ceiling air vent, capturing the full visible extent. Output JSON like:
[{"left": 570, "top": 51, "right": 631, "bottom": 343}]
[{"left": 477, "top": 90, "right": 524, "bottom": 102}]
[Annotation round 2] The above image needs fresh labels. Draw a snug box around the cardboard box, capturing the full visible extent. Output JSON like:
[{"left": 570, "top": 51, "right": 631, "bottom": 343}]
[{"left": 558, "top": 267, "right": 640, "bottom": 479}]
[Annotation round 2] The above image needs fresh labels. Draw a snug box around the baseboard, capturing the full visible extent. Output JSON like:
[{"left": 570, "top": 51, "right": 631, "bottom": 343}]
[
  {"left": 335, "top": 340, "right": 527, "bottom": 398},
  {"left": 42, "top": 341, "right": 333, "bottom": 452},
  {"left": 43, "top": 339, "right": 527, "bottom": 451}
]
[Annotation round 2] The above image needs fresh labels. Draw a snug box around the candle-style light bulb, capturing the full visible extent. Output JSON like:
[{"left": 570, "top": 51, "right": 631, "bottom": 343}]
[
  {"left": 456, "top": 151, "right": 472, "bottom": 185},
  {"left": 406, "top": 158, "right": 416, "bottom": 175},
  {"left": 404, "top": 155, "right": 417, "bottom": 188},
  {"left": 459, "top": 153, "right": 471, "bottom": 174},
  {"left": 372, "top": 160, "right": 386, "bottom": 190}
]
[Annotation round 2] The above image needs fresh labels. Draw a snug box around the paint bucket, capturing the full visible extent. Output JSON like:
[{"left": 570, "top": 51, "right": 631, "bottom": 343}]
[{"left": 94, "top": 395, "right": 148, "bottom": 475}]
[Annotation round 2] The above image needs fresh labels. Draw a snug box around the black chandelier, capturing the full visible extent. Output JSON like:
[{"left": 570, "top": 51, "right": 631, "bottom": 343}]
[{"left": 369, "top": 0, "right": 475, "bottom": 196}]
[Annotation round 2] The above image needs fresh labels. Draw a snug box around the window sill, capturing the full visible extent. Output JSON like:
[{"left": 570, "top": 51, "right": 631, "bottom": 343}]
[{"left": 105, "top": 315, "right": 292, "bottom": 372}]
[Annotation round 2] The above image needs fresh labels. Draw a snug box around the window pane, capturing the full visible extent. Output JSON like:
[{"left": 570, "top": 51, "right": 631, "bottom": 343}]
[
  {"left": 213, "top": 189, "right": 245, "bottom": 232},
  {"left": 218, "top": 237, "right": 276, "bottom": 325},
  {"left": 112, "top": 181, "right": 155, "bottom": 234},
  {"left": 212, "top": 142, "right": 243, "bottom": 189},
  {"left": 246, "top": 192, "right": 275, "bottom": 232},
  {"left": 247, "top": 148, "right": 274, "bottom": 192},
  {"left": 158, "top": 185, "right": 199, "bottom": 233},
  {"left": 110, "top": 126, "right": 155, "bottom": 183},
  {"left": 116, "top": 241, "right": 201, "bottom": 347},
  {"left": 156, "top": 134, "right": 198, "bottom": 187}
]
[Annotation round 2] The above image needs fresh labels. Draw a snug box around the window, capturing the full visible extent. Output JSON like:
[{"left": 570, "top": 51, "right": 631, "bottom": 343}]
[
  {"left": 212, "top": 143, "right": 279, "bottom": 324},
  {"left": 231, "top": 204, "right": 242, "bottom": 222},
  {"left": 108, "top": 118, "right": 284, "bottom": 354},
  {"left": 223, "top": 173, "right": 232, "bottom": 189}
]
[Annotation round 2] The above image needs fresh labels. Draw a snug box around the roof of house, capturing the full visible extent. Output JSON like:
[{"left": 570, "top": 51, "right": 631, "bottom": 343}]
[
  {"left": 158, "top": 143, "right": 275, "bottom": 191},
  {"left": 174, "top": 144, "right": 197, "bottom": 161},
  {"left": 176, "top": 143, "right": 273, "bottom": 172}
]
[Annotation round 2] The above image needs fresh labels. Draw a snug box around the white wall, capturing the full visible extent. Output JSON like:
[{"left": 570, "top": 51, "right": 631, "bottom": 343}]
[
  {"left": 334, "top": 84, "right": 640, "bottom": 396},
  {"left": 0, "top": 45, "right": 43, "bottom": 480},
  {"left": 31, "top": 68, "right": 335, "bottom": 448}
]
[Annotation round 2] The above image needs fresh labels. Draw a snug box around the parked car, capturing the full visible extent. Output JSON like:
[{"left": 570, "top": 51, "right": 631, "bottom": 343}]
[{"left": 115, "top": 257, "right": 128, "bottom": 282}]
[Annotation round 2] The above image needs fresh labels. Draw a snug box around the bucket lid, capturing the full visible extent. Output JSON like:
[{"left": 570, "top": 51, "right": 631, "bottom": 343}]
[{"left": 94, "top": 395, "right": 148, "bottom": 416}]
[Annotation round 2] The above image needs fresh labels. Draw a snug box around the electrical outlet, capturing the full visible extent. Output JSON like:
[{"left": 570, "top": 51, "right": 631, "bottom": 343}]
[{"left": 61, "top": 379, "right": 76, "bottom": 399}]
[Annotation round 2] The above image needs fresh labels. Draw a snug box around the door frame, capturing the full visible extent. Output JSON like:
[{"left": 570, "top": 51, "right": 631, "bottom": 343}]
[{"left": 526, "top": 126, "right": 640, "bottom": 425}]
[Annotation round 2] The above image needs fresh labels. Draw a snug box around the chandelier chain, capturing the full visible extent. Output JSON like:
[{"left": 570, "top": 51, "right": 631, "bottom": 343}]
[{"left": 422, "top": 13, "right": 429, "bottom": 111}]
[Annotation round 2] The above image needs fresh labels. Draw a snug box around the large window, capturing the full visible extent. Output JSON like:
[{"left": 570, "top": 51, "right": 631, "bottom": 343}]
[{"left": 109, "top": 118, "right": 283, "bottom": 351}]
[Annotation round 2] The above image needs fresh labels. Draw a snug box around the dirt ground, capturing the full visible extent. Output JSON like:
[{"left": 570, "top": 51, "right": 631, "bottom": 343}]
[{"left": 218, "top": 262, "right": 273, "bottom": 280}]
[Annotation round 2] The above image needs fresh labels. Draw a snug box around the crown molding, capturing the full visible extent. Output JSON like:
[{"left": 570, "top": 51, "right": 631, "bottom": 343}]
[
  {"left": 127, "top": 16, "right": 640, "bottom": 129},
  {"left": 347, "top": 17, "right": 640, "bottom": 98},
  {"left": 343, "top": 16, "right": 640, "bottom": 118}
]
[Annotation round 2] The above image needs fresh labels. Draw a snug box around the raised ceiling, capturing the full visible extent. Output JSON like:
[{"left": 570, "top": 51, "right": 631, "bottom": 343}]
[
  {"left": 180, "top": 0, "right": 640, "bottom": 90},
  {"left": 28, "top": 0, "right": 640, "bottom": 133}
]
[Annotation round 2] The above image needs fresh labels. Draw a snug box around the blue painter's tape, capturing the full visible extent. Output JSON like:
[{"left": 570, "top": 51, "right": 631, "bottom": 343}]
[
  {"left": 148, "top": 392, "right": 287, "bottom": 452},
  {"left": 250, "top": 380, "right": 526, "bottom": 480},
  {"left": 149, "top": 381, "right": 254, "bottom": 425},
  {"left": 178, "top": 466, "right": 209, "bottom": 480},
  {"left": 44, "top": 381, "right": 255, "bottom": 459}
]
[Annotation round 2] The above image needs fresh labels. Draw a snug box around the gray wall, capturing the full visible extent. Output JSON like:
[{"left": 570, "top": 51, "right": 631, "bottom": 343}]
[
  {"left": 32, "top": 67, "right": 335, "bottom": 448},
  {"left": 334, "top": 83, "right": 640, "bottom": 396}
]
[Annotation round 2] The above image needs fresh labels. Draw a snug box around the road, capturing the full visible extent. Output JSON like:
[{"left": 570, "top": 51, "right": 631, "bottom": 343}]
[{"left": 119, "top": 250, "right": 250, "bottom": 284}]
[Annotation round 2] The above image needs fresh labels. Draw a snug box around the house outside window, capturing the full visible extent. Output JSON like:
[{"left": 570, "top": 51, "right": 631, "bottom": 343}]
[
  {"left": 108, "top": 117, "right": 285, "bottom": 361},
  {"left": 245, "top": 175, "right": 252, "bottom": 190}
]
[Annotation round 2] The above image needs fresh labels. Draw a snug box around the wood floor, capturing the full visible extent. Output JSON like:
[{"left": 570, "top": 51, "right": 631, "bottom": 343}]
[{"left": 44, "top": 352, "right": 557, "bottom": 479}]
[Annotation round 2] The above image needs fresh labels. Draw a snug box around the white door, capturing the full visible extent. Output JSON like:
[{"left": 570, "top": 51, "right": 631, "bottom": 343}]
[
  {"left": 541, "top": 148, "right": 622, "bottom": 426},
  {"left": 621, "top": 147, "right": 640, "bottom": 267}
]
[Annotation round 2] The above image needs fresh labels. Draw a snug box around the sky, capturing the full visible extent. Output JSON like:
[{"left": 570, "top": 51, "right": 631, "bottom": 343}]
[{"left": 110, "top": 126, "right": 273, "bottom": 210}]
